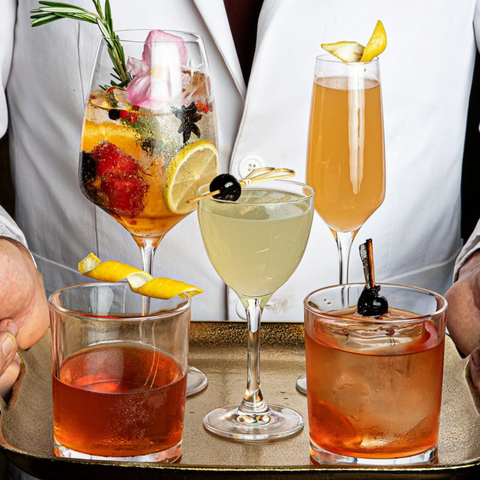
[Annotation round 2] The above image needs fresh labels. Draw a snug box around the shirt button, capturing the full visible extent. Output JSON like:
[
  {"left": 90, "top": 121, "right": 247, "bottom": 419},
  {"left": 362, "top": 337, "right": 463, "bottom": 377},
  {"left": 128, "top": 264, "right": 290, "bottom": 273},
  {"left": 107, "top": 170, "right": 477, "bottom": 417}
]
[{"left": 238, "top": 155, "right": 264, "bottom": 178}]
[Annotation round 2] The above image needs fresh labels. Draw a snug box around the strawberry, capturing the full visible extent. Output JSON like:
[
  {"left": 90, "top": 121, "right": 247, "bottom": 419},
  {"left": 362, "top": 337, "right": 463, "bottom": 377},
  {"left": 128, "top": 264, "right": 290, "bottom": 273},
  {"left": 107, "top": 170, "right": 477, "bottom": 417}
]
[
  {"left": 103, "top": 177, "right": 148, "bottom": 218},
  {"left": 92, "top": 142, "right": 139, "bottom": 178},
  {"left": 89, "top": 142, "right": 147, "bottom": 217}
]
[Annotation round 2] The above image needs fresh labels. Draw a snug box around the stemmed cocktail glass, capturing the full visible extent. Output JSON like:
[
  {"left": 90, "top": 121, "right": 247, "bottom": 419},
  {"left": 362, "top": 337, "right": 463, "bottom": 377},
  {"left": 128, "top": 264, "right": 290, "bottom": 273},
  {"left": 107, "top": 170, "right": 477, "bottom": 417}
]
[
  {"left": 79, "top": 30, "right": 218, "bottom": 395},
  {"left": 297, "top": 54, "right": 386, "bottom": 393},
  {"left": 197, "top": 179, "right": 314, "bottom": 441}
]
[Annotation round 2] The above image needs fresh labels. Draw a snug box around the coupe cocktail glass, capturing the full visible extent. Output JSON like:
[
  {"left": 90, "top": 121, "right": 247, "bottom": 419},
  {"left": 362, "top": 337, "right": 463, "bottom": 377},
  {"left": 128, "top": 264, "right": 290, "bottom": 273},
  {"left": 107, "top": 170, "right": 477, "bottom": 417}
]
[
  {"left": 79, "top": 30, "right": 218, "bottom": 395},
  {"left": 49, "top": 282, "right": 191, "bottom": 462},
  {"left": 198, "top": 180, "right": 314, "bottom": 441},
  {"left": 297, "top": 54, "right": 386, "bottom": 393},
  {"left": 304, "top": 284, "right": 447, "bottom": 465}
]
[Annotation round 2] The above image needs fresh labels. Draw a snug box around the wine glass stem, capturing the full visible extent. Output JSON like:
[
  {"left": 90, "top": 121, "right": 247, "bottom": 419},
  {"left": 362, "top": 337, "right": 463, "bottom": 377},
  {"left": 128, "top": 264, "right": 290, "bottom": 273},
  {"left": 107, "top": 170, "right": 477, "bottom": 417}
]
[
  {"left": 240, "top": 298, "right": 268, "bottom": 414},
  {"left": 138, "top": 238, "right": 159, "bottom": 315}
]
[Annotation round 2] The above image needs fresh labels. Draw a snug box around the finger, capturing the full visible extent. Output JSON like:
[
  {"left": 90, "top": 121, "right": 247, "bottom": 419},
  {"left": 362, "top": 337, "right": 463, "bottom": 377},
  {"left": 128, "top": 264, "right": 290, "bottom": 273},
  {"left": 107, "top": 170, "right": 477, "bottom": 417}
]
[
  {"left": 0, "top": 332, "right": 18, "bottom": 376},
  {"left": 469, "top": 348, "right": 480, "bottom": 396},
  {"left": 0, "top": 319, "right": 19, "bottom": 337},
  {"left": 0, "top": 354, "right": 20, "bottom": 399}
]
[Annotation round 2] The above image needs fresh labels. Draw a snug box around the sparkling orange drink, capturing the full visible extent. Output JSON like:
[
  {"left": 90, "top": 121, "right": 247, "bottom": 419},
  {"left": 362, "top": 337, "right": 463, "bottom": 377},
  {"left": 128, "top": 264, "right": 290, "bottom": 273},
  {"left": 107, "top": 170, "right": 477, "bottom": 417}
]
[
  {"left": 306, "top": 61, "right": 385, "bottom": 233},
  {"left": 49, "top": 282, "right": 191, "bottom": 463},
  {"left": 304, "top": 284, "right": 447, "bottom": 465},
  {"left": 307, "top": 74, "right": 384, "bottom": 232}
]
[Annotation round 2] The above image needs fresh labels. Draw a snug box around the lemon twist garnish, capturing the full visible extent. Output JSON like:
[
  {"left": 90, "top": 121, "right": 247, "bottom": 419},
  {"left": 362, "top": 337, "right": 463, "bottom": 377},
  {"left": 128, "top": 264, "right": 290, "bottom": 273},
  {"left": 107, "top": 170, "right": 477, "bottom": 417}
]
[
  {"left": 78, "top": 253, "right": 203, "bottom": 299},
  {"left": 321, "top": 20, "right": 387, "bottom": 62}
]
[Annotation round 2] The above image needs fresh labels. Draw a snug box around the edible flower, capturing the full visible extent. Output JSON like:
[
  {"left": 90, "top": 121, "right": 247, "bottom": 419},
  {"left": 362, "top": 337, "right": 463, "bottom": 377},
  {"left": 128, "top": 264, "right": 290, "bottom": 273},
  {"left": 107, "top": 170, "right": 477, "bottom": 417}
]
[{"left": 126, "top": 30, "right": 189, "bottom": 110}]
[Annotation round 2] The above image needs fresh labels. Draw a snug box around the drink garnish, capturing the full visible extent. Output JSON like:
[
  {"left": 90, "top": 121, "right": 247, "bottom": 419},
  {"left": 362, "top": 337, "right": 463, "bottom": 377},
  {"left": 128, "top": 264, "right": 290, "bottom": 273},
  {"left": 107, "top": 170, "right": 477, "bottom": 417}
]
[
  {"left": 187, "top": 167, "right": 295, "bottom": 203},
  {"left": 357, "top": 239, "right": 388, "bottom": 317},
  {"left": 164, "top": 140, "right": 219, "bottom": 215},
  {"left": 78, "top": 252, "right": 203, "bottom": 299},
  {"left": 321, "top": 20, "right": 387, "bottom": 62}
]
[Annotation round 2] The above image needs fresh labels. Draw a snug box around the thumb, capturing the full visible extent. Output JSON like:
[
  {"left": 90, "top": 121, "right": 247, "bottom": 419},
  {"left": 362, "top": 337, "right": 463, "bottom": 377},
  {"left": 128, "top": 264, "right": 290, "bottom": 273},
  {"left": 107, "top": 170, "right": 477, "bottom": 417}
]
[{"left": 0, "top": 331, "right": 18, "bottom": 376}]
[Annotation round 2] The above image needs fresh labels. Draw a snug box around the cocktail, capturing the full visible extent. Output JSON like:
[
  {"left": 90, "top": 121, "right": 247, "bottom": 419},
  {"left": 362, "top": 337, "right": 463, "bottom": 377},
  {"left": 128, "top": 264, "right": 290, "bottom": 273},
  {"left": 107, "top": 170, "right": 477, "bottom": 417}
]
[
  {"left": 304, "top": 284, "right": 447, "bottom": 465},
  {"left": 79, "top": 29, "right": 218, "bottom": 395},
  {"left": 49, "top": 282, "right": 191, "bottom": 462},
  {"left": 197, "top": 179, "right": 314, "bottom": 441},
  {"left": 297, "top": 52, "right": 386, "bottom": 394}
]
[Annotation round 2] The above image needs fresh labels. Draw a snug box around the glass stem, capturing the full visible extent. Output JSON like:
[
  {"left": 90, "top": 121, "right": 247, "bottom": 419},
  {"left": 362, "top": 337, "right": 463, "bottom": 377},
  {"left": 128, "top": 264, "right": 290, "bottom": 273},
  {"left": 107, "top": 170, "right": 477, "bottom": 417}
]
[
  {"left": 137, "top": 237, "right": 161, "bottom": 315},
  {"left": 333, "top": 229, "right": 358, "bottom": 285},
  {"left": 239, "top": 297, "right": 269, "bottom": 414}
]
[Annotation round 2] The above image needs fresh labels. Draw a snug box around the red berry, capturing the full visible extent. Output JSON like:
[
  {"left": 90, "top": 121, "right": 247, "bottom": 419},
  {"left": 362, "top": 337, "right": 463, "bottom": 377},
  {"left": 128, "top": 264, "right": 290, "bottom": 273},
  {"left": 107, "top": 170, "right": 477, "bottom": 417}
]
[
  {"left": 127, "top": 112, "right": 137, "bottom": 124},
  {"left": 203, "top": 105, "right": 209, "bottom": 113},
  {"left": 119, "top": 110, "right": 128, "bottom": 119},
  {"left": 133, "top": 105, "right": 140, "bottom": 111},
  {"left": 103, "top": 177, "right": 147, "bottom": 218},
  {"left": 92, "top": 142, "right": 139, "bottom": 177}
]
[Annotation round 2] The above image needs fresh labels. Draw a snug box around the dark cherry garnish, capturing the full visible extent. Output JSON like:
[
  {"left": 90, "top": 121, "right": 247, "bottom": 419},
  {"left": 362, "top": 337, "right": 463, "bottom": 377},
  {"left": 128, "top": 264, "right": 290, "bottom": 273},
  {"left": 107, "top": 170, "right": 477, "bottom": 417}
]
[
  {"left": 108, "top": 109, "right": 121, "bottom": 120},
  {"left": 210, "top": 173, "right": 242, "bottom": 201},
  {"left": 357, "top": 239, "right": 388, "bottom": 318}
]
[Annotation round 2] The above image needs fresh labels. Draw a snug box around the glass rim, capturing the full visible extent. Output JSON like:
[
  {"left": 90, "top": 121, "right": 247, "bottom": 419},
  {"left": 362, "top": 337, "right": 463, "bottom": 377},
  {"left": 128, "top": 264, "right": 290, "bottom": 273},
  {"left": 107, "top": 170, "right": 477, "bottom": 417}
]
[
  {"left": 112, "top": 29, "right": 203, "bottom": 44},
  {"left": 48, "top": 281, "right": 191, "bottom": 321},
  {"left": 303, "top": 282, "right": 448, "bottom": 324},
  {"left": 315, "top": 53, "right": 380, "bottom": 65},
  {"left": 197, "top": 179, "right": 315, "bottom": 206}
]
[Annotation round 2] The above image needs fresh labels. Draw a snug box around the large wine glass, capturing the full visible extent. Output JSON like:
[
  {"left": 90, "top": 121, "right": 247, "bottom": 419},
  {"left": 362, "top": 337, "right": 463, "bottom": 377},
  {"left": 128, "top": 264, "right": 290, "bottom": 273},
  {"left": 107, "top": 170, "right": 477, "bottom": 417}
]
[
  {"left": 198, "top": 179, "right": 314, "bottom": 441},
  {"left": 297, "top": 54, "right": 386, "bottom": 394},
  {"left": 79, "top": 30, "right": 218, "bottom": 396}
]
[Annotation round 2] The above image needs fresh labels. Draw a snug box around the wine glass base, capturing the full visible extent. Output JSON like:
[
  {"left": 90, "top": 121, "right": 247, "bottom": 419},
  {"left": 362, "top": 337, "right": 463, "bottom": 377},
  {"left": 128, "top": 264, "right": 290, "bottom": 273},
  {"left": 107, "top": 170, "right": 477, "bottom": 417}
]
[
  {"left": 186, "top": 366, "right": 208, "bottom": 396},
  {"left": 203, "top": 404, "right": 304, "bottom": 442},
  {"left": 295, "top": 374, "right": 307, "bottom": 395}
]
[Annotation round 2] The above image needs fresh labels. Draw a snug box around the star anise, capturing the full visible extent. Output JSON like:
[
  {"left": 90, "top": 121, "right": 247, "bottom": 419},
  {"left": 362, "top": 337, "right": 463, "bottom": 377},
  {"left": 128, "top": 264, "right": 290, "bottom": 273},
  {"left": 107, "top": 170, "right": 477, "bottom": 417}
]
[{"left": 172, "top": 102, "right": 202, "bottom": 143}]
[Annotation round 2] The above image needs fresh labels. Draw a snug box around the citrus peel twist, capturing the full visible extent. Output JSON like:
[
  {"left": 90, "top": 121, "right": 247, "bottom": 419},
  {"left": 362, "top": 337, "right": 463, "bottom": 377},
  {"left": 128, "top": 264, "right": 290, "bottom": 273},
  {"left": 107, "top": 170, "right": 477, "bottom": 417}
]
[
  {"left": 78, "top": 253, "right": 203, "bottom": 299},
  {"left": 321, "top": 20, "right": 387, "bottom": 62}
]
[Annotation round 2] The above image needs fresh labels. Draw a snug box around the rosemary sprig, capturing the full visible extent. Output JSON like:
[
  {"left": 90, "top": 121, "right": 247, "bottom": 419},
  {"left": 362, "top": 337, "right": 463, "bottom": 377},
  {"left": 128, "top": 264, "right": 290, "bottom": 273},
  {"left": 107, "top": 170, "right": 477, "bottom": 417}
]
[{"left": 30, "top": 1, "right": 131, "bottom": 88}]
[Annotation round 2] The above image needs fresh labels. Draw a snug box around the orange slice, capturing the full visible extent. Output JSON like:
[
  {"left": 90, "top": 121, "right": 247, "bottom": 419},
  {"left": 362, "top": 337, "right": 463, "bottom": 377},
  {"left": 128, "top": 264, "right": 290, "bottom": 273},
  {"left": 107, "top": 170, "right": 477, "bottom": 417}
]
[{"left": 78, "top": 253, "right": 203, "bottom": 299}]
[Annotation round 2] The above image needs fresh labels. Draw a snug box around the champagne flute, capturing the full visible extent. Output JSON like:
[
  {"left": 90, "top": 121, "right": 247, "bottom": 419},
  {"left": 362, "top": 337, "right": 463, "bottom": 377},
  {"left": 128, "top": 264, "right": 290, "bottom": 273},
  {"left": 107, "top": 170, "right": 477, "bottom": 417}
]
[
  {"left": 197, "top": 179, "right": 314, "bottom": 441},
  {"left": 79, "top": 29, "right": 218, "bottom": 396},
  {"left": 296, "top": 54, "right": 386, "bottom": 394}
]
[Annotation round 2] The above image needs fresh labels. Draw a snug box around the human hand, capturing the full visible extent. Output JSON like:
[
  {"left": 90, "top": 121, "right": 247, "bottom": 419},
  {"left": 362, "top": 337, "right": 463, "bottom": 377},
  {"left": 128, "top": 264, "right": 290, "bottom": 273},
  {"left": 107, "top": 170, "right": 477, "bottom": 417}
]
[
  {"left": 0, "top": 238, "right": 49, "bottom": 398},
  {"left": 445, "top": 250, "right": 480, "bottom": 395}
]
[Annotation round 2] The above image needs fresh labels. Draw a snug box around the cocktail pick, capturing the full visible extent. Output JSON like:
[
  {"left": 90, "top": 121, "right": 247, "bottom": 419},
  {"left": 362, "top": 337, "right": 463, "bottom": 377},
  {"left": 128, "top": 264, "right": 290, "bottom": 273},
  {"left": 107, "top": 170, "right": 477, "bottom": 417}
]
[
  {"left": 187, "top": 167, "right": 295, "bottom": 203},
  {"left": 357, "top": 238, "right": 389, "bottom": 317}
]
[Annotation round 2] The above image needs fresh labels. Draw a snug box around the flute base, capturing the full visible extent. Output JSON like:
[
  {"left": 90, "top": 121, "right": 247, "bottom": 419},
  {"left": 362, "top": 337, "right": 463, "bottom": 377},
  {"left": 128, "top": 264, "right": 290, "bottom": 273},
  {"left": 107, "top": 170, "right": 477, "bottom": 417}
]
[
  {"left": 295, "top": 374, "right": 307, "bottom": 395},
  {"left": 203, "top": 404, "right": 303, "bottom": 442},
  {"left": 186, "top": 366, "right": 208, "bottom": 396}
]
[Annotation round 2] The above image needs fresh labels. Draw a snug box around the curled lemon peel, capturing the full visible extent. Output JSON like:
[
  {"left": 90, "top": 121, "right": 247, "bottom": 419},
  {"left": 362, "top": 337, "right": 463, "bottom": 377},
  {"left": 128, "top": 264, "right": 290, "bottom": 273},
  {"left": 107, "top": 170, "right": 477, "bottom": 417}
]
[
  {"left": 78, "top": 253, "right": 203, "bottom": 299},
  {"left": 321, "top": 20, "right": 387, "bottom": 63}
]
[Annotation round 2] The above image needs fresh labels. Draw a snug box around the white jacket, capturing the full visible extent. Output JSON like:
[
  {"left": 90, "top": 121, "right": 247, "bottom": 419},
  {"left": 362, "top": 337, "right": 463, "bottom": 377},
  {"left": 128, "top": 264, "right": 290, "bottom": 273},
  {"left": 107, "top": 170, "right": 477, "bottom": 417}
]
[{"left": 1, "top": 0, "right": 480, "bottom": 323}]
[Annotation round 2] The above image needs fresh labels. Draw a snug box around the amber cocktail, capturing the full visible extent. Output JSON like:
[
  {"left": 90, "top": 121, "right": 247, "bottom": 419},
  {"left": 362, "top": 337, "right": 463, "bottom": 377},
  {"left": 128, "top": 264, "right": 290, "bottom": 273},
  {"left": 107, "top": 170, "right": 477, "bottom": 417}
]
[
  {"left": 49, "top": 282, "right": 190, "bottom": 462},
  {"left": 304, "top": 284, "right": 447, "bottom": 465}
]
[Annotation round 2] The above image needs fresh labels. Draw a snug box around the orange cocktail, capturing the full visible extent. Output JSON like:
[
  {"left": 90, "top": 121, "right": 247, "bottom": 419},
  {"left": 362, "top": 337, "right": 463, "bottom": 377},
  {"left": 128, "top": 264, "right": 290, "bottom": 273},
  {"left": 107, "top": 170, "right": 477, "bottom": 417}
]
[
  {"left": 304, "top": 284, "right": 447, "bottom": 465},
  {"left": 306, "top": 75, "right": 385, "bottom": 232}
]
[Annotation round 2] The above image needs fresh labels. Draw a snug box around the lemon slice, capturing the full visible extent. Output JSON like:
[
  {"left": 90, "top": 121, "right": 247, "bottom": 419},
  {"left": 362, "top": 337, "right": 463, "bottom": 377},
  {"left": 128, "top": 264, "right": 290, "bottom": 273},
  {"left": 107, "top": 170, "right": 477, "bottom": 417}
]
[
  {"left": 321, "top": 41, "right": 365, "bottom": 62},
  {"left": 164, "top": 140, "right": 218, "bottom": 215},
  {"left": 360, "top": 20, "right": 387, "bottom": 62},
  {"left": 78, "top": 253, "right": 203, "bottom": 299}
]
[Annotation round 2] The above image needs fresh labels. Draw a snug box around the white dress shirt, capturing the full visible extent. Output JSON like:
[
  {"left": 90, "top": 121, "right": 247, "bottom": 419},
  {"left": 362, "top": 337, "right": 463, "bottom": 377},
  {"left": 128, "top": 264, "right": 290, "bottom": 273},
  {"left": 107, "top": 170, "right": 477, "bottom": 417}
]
[{"left": 1, "top": 0, "right": 480, "bottom": 324}]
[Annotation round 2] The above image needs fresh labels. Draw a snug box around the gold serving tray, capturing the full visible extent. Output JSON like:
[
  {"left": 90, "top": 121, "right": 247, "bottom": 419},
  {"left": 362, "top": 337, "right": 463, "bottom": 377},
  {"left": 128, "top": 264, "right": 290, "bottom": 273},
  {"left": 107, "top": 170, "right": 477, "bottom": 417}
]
[{"left": 1, "top": 322, "right": 479, "bottom": 479}]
